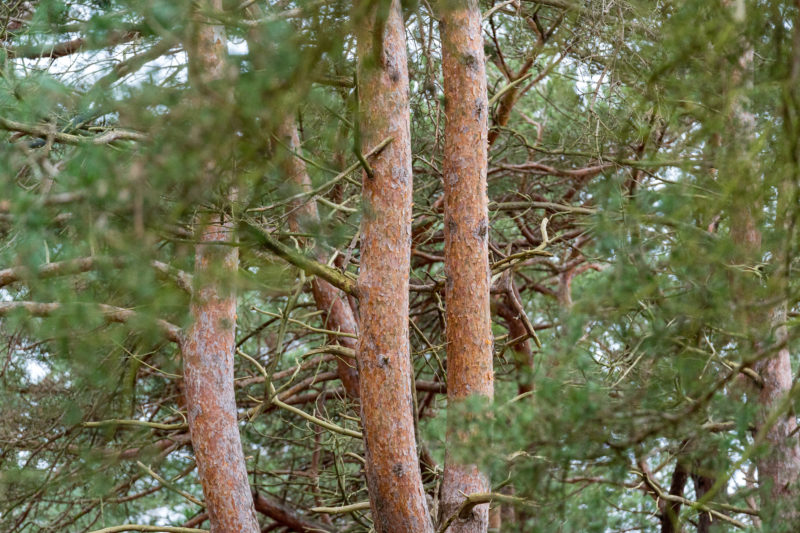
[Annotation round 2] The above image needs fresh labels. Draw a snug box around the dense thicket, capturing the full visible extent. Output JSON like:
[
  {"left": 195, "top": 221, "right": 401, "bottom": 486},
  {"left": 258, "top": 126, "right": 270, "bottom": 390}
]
[{"left": 1, "top": 1, "right": 799, "bottom": 532}]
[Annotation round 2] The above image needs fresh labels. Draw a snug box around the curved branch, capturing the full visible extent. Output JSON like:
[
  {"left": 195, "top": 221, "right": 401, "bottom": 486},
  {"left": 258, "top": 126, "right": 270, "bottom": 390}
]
[
  {"left": 437, "top": 492, "right": 532, "bottom": 533},
  {"left": 311, "top": 501, "right": 370, "bottom": 514},
  {"left": 253, "top": 492, "right": 333, "bottom": 532}
]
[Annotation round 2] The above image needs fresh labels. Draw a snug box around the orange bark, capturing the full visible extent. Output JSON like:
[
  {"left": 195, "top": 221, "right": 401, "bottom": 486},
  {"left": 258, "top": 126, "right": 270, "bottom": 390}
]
[
  {"left": 440, "top": 1, "right": 494, "bottom": 531},
  {"left": 277, "top": 118, "right": 360, "bottom": 398},
  {"left": 355, "top": 1, "right": 433, "bottom": 531},
  {"left": 183, "top": 219, "right": 259, "bottom": 533},
  {"left": 487, "top": 60, "right": 533, "bottom": 147},
  {"left": 182, "top": 3, "right": 259, "bottom": 532}
]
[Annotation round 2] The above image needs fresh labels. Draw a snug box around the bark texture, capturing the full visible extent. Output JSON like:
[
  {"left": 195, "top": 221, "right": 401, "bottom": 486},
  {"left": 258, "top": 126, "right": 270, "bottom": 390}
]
[
  {"left": 440, "top": 1, "right": 494, "bottom": 531},
  {"left": 355, "top": 1, "right": 433, "bottom": 531},
  {"left": 660, "top": 459, "right": 688, "bottom": 533},
  {"left": 692, "top": 470, "right": 723, "bottom": 533},
  {"left": 278, "top": 118, "right": 360, "bottom": 398},
  {"left": 183, "top": 219, "right": 259, "bottom": 533},
  {"left": 754, "top": 329, "right": 799, "bottom": 515},
  {"left": 182, "top": 3, "right": 260, "bottom": 532}
]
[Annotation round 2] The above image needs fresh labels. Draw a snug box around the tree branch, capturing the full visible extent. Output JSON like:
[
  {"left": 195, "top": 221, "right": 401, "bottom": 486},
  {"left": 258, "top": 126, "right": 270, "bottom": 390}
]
[
  {"left": 0, "top": 301, "right": 181, "bottom": 343},
  {"left": 253, "top": 491, "right": 333, "bottom": 532},
  {"left": 7, "top": 30, "right": 140, "bottom": 59},
  {"left": 311, "top": 501, "right": 370, "bottom": 514},
  {"left": 87, "top": 526, "right": 207, "bottom": 533},
  {"left": 0, "top": 117, "right": 146, "bottom": 145},
  {"left": 244, "top": 219, "right": 357, "bottom": 296},
  {"left": 0, "top": 256, "right": 192, "bottom": 293},
  {"left": 437, "top": 492, "right": 532, "bottom": 533}
]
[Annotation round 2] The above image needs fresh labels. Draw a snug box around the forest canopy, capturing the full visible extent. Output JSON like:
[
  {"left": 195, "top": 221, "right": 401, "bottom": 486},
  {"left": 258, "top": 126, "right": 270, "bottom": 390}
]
[{"left": 1, "top": 1, "right": 799, "bottom": 532}]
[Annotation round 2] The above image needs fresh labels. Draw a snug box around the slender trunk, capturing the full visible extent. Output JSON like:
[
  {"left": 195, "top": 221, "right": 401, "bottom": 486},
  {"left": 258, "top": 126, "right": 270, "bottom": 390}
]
[
  {"left": 183, "top": 217, "right": 259, "bottom": 533},
  {"left": 692, "top": 469, "right": 724, "bottom": 533},
  {"left": 496, "top": 301, "right": 534, "bottom": 395},
  {"left": 440, "top": 1, "right": 494, "bottom": 532},
  {"left": 660, "top": 459, "right": 688, "bottom": 533},
  {"left": 277, "top": 118, "right": 360, "bottom": 398},
  {"left": 733, "top": 204, "right": 800, "bottom": 523},
  {"left": 182, "top": 3, "right": 259, "bottom": 532},
  {"left": 355, "top": 1, "right": 433, "bottom": 531}
]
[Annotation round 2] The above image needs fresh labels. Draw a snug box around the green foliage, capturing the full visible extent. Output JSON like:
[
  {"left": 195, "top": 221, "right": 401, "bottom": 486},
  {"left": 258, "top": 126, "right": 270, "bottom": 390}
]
[{"left": 1, "top": 0, "right": 799, "bottom": 532}]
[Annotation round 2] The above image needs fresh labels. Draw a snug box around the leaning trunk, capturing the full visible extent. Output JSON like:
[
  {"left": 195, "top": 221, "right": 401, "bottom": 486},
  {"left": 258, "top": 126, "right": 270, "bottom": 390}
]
[
  {"left": 181, "top": 3, "right": 260, "bottom": 532},
  {"left": 439, "top": 1, "right": 494, "bottom": 531},
  {"left": 354, "top": 1, "right": 433, "bottom": 531},
  {"left": 277, "top": 117, "right": 360, "bottom": 398}
]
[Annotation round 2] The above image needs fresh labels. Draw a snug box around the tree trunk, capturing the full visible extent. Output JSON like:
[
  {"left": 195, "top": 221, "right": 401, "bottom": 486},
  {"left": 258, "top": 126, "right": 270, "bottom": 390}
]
[
  {"left": 732, "top": 204, "right": 800, "bottom": 525},
  {"left": 692, "top": 469, "right": 724, "bottom": 533},
  {"left": 182, "top": 3, "right": 260, "bottom": 532},
  {"left": 277, "top": 117, "right": 360, "bottom": 398},
  {"left": 355, "top": 1, "right": 433, "bottom": 531},
  {"left": 183, "top": 217, "right": 259, "bottom": 533},
  {"left": 439, "top": 1, "right": 494, "bottom": 532},
  {"left": 660, "top": 459, "right": 688, "bottom": 533},
  {"left": 724, "top": 33, "right": 800, "bottom": 526},
  {"left": 496, "top": 301, "right": 534, "bottom": 395}
]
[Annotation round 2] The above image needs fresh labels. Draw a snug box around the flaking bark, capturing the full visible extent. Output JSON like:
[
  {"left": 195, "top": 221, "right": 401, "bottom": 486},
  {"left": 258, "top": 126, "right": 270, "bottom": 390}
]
[
  {"left": 355, "top": 1, "right": 433, "bottom": 531},
  {"left": 440, "top": 1, "right": 494, "bottom": 531}
]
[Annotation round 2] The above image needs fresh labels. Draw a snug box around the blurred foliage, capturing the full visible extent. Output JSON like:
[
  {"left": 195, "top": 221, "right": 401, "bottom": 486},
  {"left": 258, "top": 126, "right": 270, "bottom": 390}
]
[{"left": 1, "top": 0, "right": 799, "bottom": 532}]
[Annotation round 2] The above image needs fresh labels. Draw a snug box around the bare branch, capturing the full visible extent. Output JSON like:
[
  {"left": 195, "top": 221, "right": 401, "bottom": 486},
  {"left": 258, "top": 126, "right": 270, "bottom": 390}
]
[{"left": 0, "top": 301, "right": 181, "bottom": 343}]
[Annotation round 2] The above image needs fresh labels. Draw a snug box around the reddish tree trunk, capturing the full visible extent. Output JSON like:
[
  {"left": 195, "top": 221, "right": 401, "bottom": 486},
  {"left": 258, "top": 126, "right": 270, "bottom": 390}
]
[
  {"left": 277, "top": 118, "right": 360, "bottom": 398},
  {"left": 440, "top": 1, "right": 494, "bottom": 531},
  {"left": 182, "top": 3, "right": 260, "bottom": 532},
  {"left": 755, "top": 328, "right": 799, "bottom": 511},
  {"left": 355, "top": 1, "right": 433, "bottom": 531},
  {"left": 732, "top": 206, "right": 800, "bottom": 521},
  {"left": 183, "top": 218, "right": 259, "bottom": 533}
]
